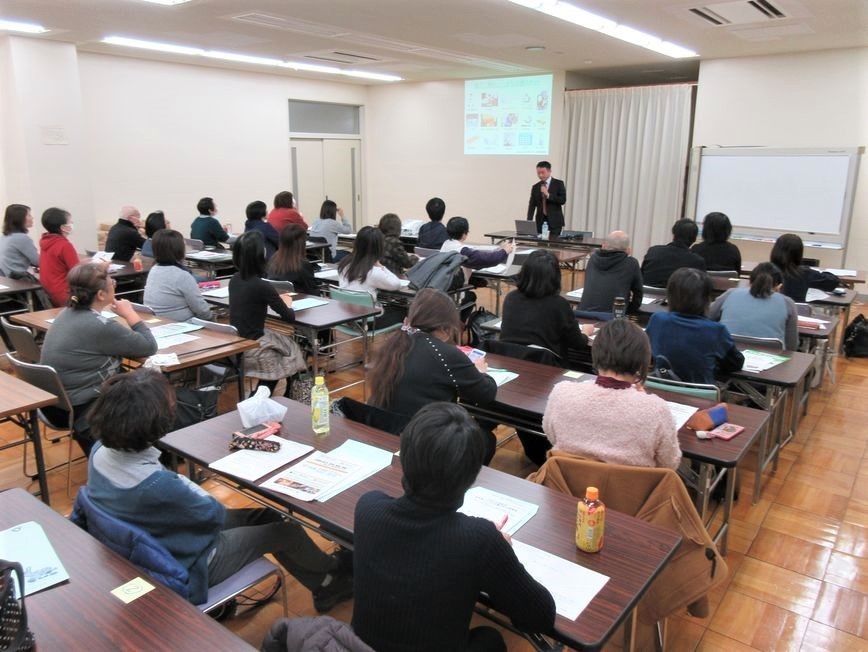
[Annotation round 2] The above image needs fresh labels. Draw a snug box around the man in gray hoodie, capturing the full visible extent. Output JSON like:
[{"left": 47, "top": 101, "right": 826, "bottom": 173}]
[{"left": 579, "top": 230, "right": 644, "bottom": 314}]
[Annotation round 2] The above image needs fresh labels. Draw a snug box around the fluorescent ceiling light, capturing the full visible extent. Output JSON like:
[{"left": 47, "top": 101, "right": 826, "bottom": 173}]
[
  {"left": 0, "top": 19, "right": 48, "bottom": 34},
  {"left": 136, "top": 0, "right": 194, "bottom": 5},
  {"left": 103, "top": 36, "right": 203, "bottom": 56},
  {"left": 101, "top": 35, "right": 402, "bottom": 81},
  {"left": 505, "top": 0, "right": 698, "bottom": 59}
]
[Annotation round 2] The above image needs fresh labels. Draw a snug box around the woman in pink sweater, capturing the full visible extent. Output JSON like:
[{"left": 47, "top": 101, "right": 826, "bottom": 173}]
[{"left": 542, "top": 319, "right": 681, "bottom": 469}]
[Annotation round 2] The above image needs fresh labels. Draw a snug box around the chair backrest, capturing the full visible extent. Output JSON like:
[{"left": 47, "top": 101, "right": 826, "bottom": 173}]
[
  {"left": 328, "top": 286, "right": 375, "bottom": 309},
  {"left": 191, "top": 317, "right": 239, "bottom": 336},
  {"left": 731, "top": 334, "right": 785, "bottom": 351},
  {"left": 482, "top": 339, "right": 562, "bottom": 367},
  {"left": 129, "top": 302, "right": 155, "bottom": 315},
  {"left": 413, "top": 247, "right": 439, "bottom": 258},
  {"left": 264, "top": 279, "right": 295, "bottom": 294},
  {"left": 184, "top": 238, "right": 205, "bottom": 252},
  {"left": 794, "top": 302, "right": 813, "bottom": 317},
  {"left": 307, "top": 236, "right": 333, "bottom": 263},
  {"left": 706, "top": 270, "right": 739, "bottom": 278},
  {"left": 645, "top": 376, "right": 721, "bottom": 402},
  {"left": 1, "top": 317, "right": 41, "bottom": 364},
  {"left": 5, "top": 353, "right": 74, "bottom": 415},
  {"left": 71, "top": 487, "right": 190, "bottom": 598}
]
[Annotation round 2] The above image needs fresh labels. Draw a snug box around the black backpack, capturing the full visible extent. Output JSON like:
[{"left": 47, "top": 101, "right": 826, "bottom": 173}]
[
  {"left": 844, "top": 314, "right": 868, "bottom": 358},
  {"left": 406, "top": 251, "right": 466, "bottom": 293}
]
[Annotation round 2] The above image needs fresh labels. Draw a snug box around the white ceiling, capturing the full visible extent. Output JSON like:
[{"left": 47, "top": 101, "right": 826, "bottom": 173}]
[{"left": 2, "top": 0, "right": 867, "bottom": 84}]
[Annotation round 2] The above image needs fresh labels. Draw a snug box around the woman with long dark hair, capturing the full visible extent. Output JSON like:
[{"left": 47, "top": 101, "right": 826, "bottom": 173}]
[
  {"left": 367, "top": 288, "right": 498, "bottom": 461},
  {"left": 267, "top": 224, "right": 320, "bottom": 295},
  {"left": 378, "top": 213, "right": 418, "bottom": 276},
  {"left": 338, "top": 225, "right": 404, "bottom": 328},
  {"left": 709, "top": 262, "right": 798, "bottom": 350},
  {"left": 770, "top": 233, "right": 839, "bottom": 302}
]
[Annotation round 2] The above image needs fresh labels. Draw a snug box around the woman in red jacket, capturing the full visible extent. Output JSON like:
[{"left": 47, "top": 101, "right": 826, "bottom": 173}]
[{"left": 39, "top": 207, "right": 80, "bottom": 307}]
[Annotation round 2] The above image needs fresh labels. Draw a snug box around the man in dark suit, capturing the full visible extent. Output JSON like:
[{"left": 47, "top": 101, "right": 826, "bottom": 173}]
[{"left": 526, "top": 161, "right": 566, "bottom": 237}]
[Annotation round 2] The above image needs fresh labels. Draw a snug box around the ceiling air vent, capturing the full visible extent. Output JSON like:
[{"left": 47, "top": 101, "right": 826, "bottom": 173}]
[
  {"left": 231, "top": 13, "right": 348, "bottom": 38},
  {"left": 688, "top": 0, "right": 788, "bottom": 26}
]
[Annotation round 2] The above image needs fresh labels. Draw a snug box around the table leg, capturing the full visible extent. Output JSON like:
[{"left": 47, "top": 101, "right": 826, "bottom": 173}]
[
  {"left": 719, "top": 467, "right": 735, "bottom": 557},
  {"left": 236, "top": 353, "right": 246, "bottom": 401},
  {"left": 27, "top": 410, "right": 50, "bottom": 506},
  {"left": 695, "top": 462, "right": 713, "bottom": 523},
  {"left": 623, "top": 608, "right": 638, "bottom": 652}
]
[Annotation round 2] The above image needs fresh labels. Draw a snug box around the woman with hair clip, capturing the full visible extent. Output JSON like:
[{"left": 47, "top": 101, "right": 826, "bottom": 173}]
[
  {"left": 338, "top": 225, "right": 405, "bottom": 329},
  {"left": 229, "top": 231, "right": 306, "bottom": 397},
  {"left": 501, "top": 250, "right": 592, "bottom": 359},
  {"left": 40, "top": 262, "right": 157, "bottom": 456},
  {"left": 543, "top": 319, "right": 681, "bottom": 469},
  {"left": 267, "top": 223, "right": 321, "bottom": 295},
  {"left": 709, "top": 262, "right": 798, "bottom": 350},
  {"left": 0, "top": 203, "right": 39, "bottom": 278},
  {"left": 691, "top": 212, "right": 742, "bottom": 272},
  {"left": 770, "top": 233, "right": 840, "bottom": 302},
  {"left": 367, "top": 288, "right": 498, "bottom": 462},
  {"left": 378, "top": 213, "right": 418, "bottom": 276}
]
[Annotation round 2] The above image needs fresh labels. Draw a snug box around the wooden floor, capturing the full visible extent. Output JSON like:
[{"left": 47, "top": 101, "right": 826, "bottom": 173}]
[{"left": 1, "top": 276, "right": 866, "bottom": 651}]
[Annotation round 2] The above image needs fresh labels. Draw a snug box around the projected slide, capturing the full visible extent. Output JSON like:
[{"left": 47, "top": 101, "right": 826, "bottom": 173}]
[{"left": 464, "top": 74, "right": 553, "bottom": 156}]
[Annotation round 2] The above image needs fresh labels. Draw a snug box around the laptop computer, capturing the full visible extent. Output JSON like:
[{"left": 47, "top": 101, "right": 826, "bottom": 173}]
[
  {"left": 560, "top": 230, "right": 593, "bottom": 241},
  {"left": 514, "top": 220, "right": 539, "bottom": 236}
]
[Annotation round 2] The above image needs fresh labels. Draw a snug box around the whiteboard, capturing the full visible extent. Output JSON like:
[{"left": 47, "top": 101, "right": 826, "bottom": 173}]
[{"left": 687, "top": 147, "right": 862, "bottom": 248}]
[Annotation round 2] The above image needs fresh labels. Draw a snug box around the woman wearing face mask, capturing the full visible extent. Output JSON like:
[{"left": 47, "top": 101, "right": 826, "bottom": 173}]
[{"left": 39, "top": 207, "right": 80, "bottom": 307}]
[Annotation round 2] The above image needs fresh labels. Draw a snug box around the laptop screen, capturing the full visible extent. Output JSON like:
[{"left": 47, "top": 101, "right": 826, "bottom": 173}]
[{"left": 514, "top": 220, "right": 538, "bottom": 236}]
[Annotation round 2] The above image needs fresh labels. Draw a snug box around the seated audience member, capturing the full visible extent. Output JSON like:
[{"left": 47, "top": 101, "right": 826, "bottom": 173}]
[
  {"left": 191, "top": 197, "right": 230, "bottom": 248},
  {"left": 229, "top": 231, "right": 306, "bottom": 397},
  {"left": 0, "top": 203, "right": 39, "bottom": 278},
  {"left": 441, "top": 216, "right": 513, "bottom": 279},
  {"left": 353, "top": 403, "right": 556, "bottom": 652},
  {"left": 309, "top": 200, "right": 352, "bottom": 262},
  {"left": 691, "top": 212, "right": 742, "bottom": 272},
  {"left": 543, "top": 319, "right": 681, "bottom": 469},
  {"left": 243, "top": 200, "right": 280, "bottom": 259},
  {"left": 267, "top": 224, "right": 321, "bottom": 295},
  {"left": 641, "top": 219, "right": 706, "bottom": 288},
  {"left": 367, "top": 289, "right": 498, "bottom": 461},
  {"left": 267, "top": 191, "right": 308, "bottom": 233},
  {"left": 770, "top": 233, "right": 840, "bottom": 302},
  {"left": 501, "top": 250, "right": 592, "bottom": 359},
  {"left": 416, "top": 197, "right": 448, "bottom": 250},
  {"left": 646, "top": 268, "right": 744, "bottom": 384},
  {"left": 39, "top": 207, "right": 80, "bottom": 307},
  {"left": 378, "top": 213, "right": 418, "bottom": 276},
  {"left": 143, "top": 230, "right": 212, "bottom": 322},
  {"left": 709, "top": 262, "right": 798, "bottom": 350},
  {"left": 104, "top": 205, "right": 146, "bottom": 262},
  {"left": 40, "top": 263, "right": 157, "bottom": 455},
  {"left": 579, "top": 230, "right": 643, "bottom": 314},
  {"left": 85, "top": 369, "right": 353, "bottom": 611},
  {"left": 338, "top": 226, "right": 405, "bottom": 329},
  {"left": 141, "top": 210, "right": 169, "bottom": 258}
]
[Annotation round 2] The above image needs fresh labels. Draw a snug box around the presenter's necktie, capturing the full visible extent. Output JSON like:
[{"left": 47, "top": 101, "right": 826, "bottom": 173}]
[{"left": 542, "top": 181, "right": 548, "bottom": 216}]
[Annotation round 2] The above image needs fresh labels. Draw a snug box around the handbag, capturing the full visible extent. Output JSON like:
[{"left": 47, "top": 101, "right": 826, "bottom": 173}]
[
  {"left": 844, "top": 314, "right": 868, "bottom": 358},
  {"left": 0, "top": 560, "right": 35, "bottom": 652},
  {"left": 290, "top": 372, "right": 315, "bottom": 405}
]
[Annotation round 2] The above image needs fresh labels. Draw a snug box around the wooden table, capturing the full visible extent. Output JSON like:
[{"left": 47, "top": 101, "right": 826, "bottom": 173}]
[
  {"left": 0, "top": 276, "right": 44, "bottom": 314},
  {"left": 0, "top": 373, "right": 58, "bottom": 504},
  {"left": 0, "top": 488, "right": 254, "bottom": 651},
  {"left": 158, "top": 398, "right": 681, "bottom": 651},
  {"left": 11, "top": 308, "right": 259, "bottom": 397},
  {"left": 484, "top": 230, "right": 606, "bottom": 252},
  {"left": 463, "top": 353, "right": 769, "bottom": 555},
  {"left": 742, "top": 260, "right": 866, "bottom": 288}
]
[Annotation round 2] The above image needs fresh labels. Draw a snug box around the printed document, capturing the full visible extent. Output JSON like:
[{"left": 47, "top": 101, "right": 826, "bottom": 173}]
[
  {"left": 665, "top": 401, "right": 698, "bottom": 431},
  {"left": 0, "top": 521, "right": 69, "bottom": 597},
  {"left": 458, "top": 487, "right": 538, "bottom": 536},
  {"left": 742, "top": 349, "right": 789, "bottom": 373},
  {"left": 210, "top": 436, "right": 314, "bottom": 482}
]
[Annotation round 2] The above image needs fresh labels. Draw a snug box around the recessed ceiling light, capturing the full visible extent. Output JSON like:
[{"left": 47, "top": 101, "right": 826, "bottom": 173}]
[
  {"left": 101, "top": 36, "right": 402, "bottom": 81},
  {"left": 525, "top": 45, "right": 546, "bottom": 52},
  {"left": 505, "top": 0, "right": 698, "bottom": 59},
  {"left": 0, "top": 19, "right": 48, "bottom": 34}
]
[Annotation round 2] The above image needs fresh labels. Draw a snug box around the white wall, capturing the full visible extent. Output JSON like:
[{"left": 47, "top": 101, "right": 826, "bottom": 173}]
[
  {"left": 693, "top": 48, "right": 868, "bottom": 270},
  {"left": 78, "top": 53, "right": 368, "bottom": 240},
  {"left": 364, "top": 73, "right": 566, "bottom": 235}
]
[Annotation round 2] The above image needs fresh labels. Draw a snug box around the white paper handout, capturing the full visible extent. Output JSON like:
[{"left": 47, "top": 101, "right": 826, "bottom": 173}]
[
  {"left": 187, "top": 250, "right": 230, "bottom": 260},
  {"left": 0, "top": 521, "right": 69, "bottom": 597},
  {"left": 741, "top": 349, "right": 789, "bottom": 373},
  {"left": 565, "top": 288, "right": 583, "bottom": 299},
  {"left": 314, "top": 268, "right": 340, "bottom": 281},
  {"left": 511, "top": 540, "right": 609, "bottom": 620},
  {"left": 487, "top": 369, "right": 518, "bottom": 387},
  {"left": 150, "top": 322, "right": 203, "bottom": 338},
  {"left": 805, "top": 288, "right": 829, "bottom": 302},
  {"left": 155, "top": 333, "right": 199, "bottom": 349},
  {"left": 458, "top": 487, "right": 538, "bottom": 536},
  {"left": 209, "top": 436, "right": 314, "bottom": 482},
  {"left": 260, "top": 439, "right": 392, "bottom": 502},
  {"left": 201, "top": 286, "right": 230, "bottom": 298},
  {"left": 479, "top": 249, "right": 516, "bottom": 275},
  {"left": 91, "top": 251, "right": 115, "bottom": 262},
  {"left": 291, "top": 297, "right": 329, "bottom": 311},
  {"left": 822, "top": 268, "right": 856, "bottom": 276},
  {"left": 665, "top": 401, "right": 698, "bottom": 431}
]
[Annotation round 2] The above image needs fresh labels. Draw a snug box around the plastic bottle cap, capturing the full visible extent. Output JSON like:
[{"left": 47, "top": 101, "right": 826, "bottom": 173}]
[
  {"left": 586, "top": 486, "right": 599, "bottom": 501},
  {"left": 314, "top": 376, "right": 325, "bottom": 386}
]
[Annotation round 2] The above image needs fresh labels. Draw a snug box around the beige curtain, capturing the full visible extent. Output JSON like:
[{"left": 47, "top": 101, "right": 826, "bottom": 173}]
[{"left": 562, "top": 84, "right": 692, "bottom": 259}]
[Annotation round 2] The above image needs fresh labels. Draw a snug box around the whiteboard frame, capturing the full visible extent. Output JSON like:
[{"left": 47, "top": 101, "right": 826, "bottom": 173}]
[{"left": 685, "top": 146, "right": 863, "bottom": 251}]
